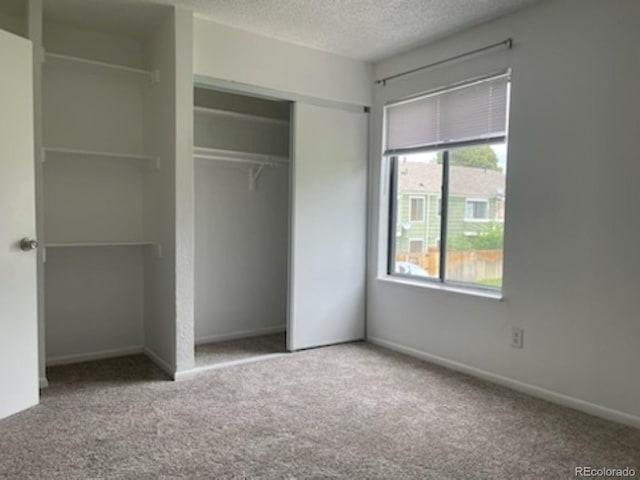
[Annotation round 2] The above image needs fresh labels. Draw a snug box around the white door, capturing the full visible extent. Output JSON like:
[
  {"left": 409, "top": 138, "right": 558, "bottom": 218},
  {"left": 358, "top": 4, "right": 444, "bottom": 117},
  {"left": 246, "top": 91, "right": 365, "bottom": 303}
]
[
  {"left": 0, "top": 28, "right": 39, "bottom": 420},
  {"left": 288, "top": 102, "right": 368, "bottom": 351}
]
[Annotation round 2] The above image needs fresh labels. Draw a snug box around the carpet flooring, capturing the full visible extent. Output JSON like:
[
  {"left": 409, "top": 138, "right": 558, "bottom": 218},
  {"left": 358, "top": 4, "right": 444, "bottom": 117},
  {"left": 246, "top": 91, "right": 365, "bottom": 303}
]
[
  {"left": 195, "top": 333, "right": 286, "bottom": 367},
  {"left": 1, "top": 342, "right": 639, "bottom": 479}
]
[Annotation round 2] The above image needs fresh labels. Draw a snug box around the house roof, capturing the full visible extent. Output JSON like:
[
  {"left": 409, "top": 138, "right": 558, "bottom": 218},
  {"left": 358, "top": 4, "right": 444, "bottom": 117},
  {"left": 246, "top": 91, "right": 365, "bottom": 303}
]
[{"left": 398, "top": 161, "right": 506, "bottom": 197}]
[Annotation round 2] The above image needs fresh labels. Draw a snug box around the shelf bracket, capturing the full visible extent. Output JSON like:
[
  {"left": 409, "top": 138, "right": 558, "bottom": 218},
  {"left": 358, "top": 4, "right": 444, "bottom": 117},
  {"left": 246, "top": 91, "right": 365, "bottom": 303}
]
[
  {"left": 249, "top": 164, "right": 265, "bottom": 192},
  {"left": 150, "top": 70, "right": 161, "bottom": 84}
]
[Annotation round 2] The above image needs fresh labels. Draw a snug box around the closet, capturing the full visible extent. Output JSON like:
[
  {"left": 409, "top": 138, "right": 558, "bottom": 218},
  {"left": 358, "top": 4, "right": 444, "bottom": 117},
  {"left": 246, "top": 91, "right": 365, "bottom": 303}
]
[
  {"left": 5, "top": 0, "right": 367, "bottom": 386},
  {"left": 39, "top": 6, "right": 173, "bottom": 367},
  {"left": 193, "top": 87, "right": 291, "bottom": 367}
]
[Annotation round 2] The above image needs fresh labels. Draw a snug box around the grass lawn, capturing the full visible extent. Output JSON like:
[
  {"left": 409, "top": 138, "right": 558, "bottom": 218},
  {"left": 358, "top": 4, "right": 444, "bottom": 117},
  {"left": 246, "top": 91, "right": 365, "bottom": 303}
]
[{"left": 476, "top": 278, "right": 502, "bottom": 287}]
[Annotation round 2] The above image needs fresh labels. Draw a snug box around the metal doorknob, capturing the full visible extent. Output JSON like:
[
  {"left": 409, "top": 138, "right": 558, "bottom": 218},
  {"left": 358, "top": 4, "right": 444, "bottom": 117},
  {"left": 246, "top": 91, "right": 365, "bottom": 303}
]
[{"left": 20, "top": 238, "right": 38, "bottom": 251}]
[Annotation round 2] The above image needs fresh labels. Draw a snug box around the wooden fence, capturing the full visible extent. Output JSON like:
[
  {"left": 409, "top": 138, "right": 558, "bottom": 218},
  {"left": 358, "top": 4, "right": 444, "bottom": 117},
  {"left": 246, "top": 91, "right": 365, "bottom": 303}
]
[{"left": 397, "top": 248, "right": 503, "bottom": 282}]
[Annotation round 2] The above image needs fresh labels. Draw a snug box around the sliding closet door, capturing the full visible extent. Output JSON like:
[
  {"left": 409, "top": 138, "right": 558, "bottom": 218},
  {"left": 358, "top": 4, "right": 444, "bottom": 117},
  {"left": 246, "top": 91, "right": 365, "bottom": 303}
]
[{"left": 288, "top": 102, "right": 367, "bottom": 351}]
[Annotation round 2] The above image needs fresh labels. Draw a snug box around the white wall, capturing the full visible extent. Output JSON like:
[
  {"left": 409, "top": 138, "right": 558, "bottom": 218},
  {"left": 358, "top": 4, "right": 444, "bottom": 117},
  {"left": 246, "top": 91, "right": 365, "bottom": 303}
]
[
  {"left": 194, "top": 165, "right": 289, "bottom": 343},
  {"left": 193, "top": 17, "right": 372, "bottom": 108},
  {"left": 143, "top": 7, "right": 194, "bottom": 376},
  {"left": 45, "top": 247, "right": 144, "bottom": 363},
  {"left": 368, "top": 0, "right": 640, "bottom": 425},
  {"left": 174, "top": 8, "right": 195, "bottom": 373},
  {"left": 143, "top": 9, "right": 178, "bottom": 374},
  {"left": 194, "top": 112, "right": 288, "bottom": 156}
]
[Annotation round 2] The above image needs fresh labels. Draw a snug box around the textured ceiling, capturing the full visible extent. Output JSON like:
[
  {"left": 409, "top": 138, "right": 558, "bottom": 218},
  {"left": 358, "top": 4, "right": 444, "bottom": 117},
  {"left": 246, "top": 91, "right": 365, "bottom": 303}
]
[{"left": 44, "top": 0, "right": 541, "bottom": 62}]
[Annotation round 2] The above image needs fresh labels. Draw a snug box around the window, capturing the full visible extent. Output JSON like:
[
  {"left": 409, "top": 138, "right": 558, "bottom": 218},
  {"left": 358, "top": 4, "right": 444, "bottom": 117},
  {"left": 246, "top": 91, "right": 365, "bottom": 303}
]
[
  {"left": 465, "top": 199, "right": 489, "bottom": 220},
  {"left": 409, "top": 239, "right": 424, "bottom": 254},
  {"left": 409, "top": 196, "right": 425, "bottom": 221},
  {"left": 385, "top": 73, "right": 510, "bottom": 290}
]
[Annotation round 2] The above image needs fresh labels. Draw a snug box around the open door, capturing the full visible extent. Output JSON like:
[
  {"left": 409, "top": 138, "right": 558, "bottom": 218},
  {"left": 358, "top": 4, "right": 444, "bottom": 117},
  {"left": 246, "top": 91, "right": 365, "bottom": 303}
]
[
  {"left": 288, "top": 102, "right": 368, "bottom": 351},
  {"left": 0, "top": 28, "right": 39, "bottom": 420}
]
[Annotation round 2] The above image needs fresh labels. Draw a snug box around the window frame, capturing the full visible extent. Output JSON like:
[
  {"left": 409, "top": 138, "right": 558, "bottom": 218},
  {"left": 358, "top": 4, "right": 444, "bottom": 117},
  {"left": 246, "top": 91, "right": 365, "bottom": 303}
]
[{"left": 386, "top": 141, "right": 507, "bottom": 291}]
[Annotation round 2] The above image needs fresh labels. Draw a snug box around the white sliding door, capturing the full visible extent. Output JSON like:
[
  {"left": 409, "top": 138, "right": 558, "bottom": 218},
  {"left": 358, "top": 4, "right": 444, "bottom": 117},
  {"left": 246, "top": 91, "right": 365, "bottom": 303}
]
[
  {"left": 0, "top": 28, "right": 39, "bottom": 420},
  {"left": 288, "top": 102, "right": 368, "bottom": 351}
]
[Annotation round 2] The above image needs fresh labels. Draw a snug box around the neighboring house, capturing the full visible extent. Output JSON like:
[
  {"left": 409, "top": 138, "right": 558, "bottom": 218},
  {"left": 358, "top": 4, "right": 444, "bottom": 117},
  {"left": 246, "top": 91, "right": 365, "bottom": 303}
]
[{"left": 396, "top": 160, "right": 506, "bottom": 254}]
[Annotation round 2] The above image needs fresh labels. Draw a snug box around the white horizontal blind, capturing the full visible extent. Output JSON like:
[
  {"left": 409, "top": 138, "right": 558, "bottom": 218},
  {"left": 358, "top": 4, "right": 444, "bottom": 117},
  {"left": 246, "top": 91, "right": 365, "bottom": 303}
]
[{"left": 385, "top": 74, "right": 509, "bottom": 153}]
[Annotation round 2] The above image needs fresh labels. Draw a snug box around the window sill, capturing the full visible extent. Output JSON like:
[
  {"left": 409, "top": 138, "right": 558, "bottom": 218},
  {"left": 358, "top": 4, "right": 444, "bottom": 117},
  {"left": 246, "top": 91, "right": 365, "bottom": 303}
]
[{"left": 377, "top": 275, "right": 504, "bottom": 301}]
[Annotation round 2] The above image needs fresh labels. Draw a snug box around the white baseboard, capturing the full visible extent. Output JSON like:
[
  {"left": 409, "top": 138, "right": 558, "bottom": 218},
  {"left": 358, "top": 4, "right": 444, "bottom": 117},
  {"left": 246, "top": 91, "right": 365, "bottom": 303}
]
[
  {"left": 39, "top": 377, "right": 49, "bottom": 389},
  {"left": 174, "top": 352, "right": 287, "bottom": 381},
  {"left": 195, "top": 325, "right": 285, "bottom": 345},
  {"left": 143, "top": 347, "right": 176, "bottom": 380},
  {"left": 367, "top": 336, "right": 640, "bottom": 430},
  {"left": 46, "top": 346, "right": 144, "bottom": 367}
]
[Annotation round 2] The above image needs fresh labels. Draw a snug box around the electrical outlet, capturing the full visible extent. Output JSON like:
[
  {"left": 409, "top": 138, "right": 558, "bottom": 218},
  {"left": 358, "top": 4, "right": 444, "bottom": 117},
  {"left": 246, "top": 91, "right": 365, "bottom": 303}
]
[{"left": 511, "top": 327, "right": 524, "bottom": 349}]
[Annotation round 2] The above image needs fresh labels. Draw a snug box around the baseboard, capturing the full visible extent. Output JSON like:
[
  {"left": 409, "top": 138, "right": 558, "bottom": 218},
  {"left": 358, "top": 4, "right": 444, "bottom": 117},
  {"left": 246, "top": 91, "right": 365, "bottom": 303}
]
[
  {"left": 174, "top": 352, "right": 287, "bottom": 381},
  {"left": 143, "top": 347, "right": 176, "bottom": 380},
  {"left": 39, "top": 376, "right": 49, "bottom": 389},
  {"left": 195, "top": 325, "right": 285, "bottom": 345},
  {"left": 46, "top": 346, "right": 144, "bottom": 367},
  {"left": 367, "top": 336, "right": 640, "bottom": 430}
]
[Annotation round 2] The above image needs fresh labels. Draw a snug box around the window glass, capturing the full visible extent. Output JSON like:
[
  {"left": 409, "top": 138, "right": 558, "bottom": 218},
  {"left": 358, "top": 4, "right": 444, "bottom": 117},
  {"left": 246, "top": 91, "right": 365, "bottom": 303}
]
[
  {"left": 409, "top": 197, "right": 425, "bottom": 221},
  {"left": 390, "top": 153, "right": 442, "bottom": 280},
  {"left": 465, "top": 200, "right": 489, "bottom": 220},
  {"left": 445, "top": 143, "right": 507, "bottom": 289}
]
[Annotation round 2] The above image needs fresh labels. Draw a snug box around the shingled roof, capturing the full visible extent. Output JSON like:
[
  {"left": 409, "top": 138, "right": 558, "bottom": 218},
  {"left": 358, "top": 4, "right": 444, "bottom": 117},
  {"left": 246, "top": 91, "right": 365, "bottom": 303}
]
[{"left": 398, "top": 161, "right": 505, "bottom": 197}]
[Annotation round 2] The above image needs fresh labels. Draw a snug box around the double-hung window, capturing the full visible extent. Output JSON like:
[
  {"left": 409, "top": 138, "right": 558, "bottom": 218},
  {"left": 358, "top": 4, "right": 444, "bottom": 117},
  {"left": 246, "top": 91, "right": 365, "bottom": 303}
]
[{"left": 385, "top": 72, "right": 510, "bottom": 291}]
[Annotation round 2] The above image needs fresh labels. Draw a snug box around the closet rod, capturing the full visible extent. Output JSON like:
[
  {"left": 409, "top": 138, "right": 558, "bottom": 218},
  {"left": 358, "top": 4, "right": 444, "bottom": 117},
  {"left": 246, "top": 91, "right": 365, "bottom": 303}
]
[
  {"left": 193, "top": 153, "right": 287, "bottom": 168},
  {"left": 375, "top": 38, "right": 513, "bottom": 86},
  {"left": 193, "top": 147, "right": 288, "bottom": 167}
]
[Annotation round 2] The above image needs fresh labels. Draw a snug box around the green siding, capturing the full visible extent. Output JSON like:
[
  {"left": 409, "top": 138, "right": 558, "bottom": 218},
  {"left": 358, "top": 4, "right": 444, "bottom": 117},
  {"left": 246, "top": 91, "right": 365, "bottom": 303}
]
[{"left": 395, "top": 193, "right": 502, "bottom": 254}]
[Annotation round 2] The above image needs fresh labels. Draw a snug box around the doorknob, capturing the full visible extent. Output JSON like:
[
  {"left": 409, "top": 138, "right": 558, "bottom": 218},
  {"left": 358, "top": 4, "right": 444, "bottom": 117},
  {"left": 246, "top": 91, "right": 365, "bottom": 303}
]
[{"left": 20, "top": 238, "right": 38, "bottom": 251}]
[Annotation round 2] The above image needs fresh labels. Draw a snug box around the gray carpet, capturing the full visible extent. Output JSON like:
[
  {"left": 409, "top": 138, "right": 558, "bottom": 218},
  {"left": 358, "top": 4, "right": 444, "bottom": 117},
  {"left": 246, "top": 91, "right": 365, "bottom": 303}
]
[
  {"left": 1, "top": 342, "right": 639, "bottom": 479},
  {"left": 195, "top": 333, "right": 285, "bottom": 367}
]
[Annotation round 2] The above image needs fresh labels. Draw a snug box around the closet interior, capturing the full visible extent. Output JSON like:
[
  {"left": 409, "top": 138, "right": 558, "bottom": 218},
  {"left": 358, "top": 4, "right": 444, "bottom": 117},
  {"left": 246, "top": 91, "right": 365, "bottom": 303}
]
[
  {"left": 40, "top": 6, "right": 172, "bottom": 367},
  {"left": 0, "top": 0, "right": 26, "bottom": 38},
  {"left": 193, "top": 86, "right": 291, "bottom": 367}
]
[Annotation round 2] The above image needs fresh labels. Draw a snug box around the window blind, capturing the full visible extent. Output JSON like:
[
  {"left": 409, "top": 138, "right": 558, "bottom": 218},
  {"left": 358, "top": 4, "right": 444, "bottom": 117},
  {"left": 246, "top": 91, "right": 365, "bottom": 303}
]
[{"left": 385, "top": 74, "right": 509, "bottom": 154}]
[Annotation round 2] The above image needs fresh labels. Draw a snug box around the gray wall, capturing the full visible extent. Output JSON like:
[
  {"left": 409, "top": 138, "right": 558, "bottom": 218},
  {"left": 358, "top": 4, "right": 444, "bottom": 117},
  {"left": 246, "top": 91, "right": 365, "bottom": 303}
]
[{"left": 368, "top": 0, "right": 640, "bottom": 425}]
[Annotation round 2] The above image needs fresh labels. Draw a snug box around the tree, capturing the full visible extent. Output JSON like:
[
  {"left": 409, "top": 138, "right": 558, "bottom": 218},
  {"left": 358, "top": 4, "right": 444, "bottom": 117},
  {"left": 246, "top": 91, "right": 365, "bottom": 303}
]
[
  {"left": 448, "top": 224, "right": 504, "bottom": 252},
  {"left": 436, "top": 145, "right": 500, "bottom": 171}
]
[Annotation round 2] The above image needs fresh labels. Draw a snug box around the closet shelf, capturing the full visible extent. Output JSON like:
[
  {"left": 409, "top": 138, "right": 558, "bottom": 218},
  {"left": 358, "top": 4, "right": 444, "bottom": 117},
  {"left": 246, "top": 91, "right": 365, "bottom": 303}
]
[
  {"left": 44, "top": 52, "right": 159, "bottom": 83},
  {"left": 43, "top": 147, "right": 160, "bottom": 169},
  {"left": 45, "top": 241, "right": 155, "bottom": 248},
  {"left": 193, "top": 147, "right": 288, "bottom": 192},
  {"left": 194, "top": 106, "right": 289, "bottom": 126}
]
